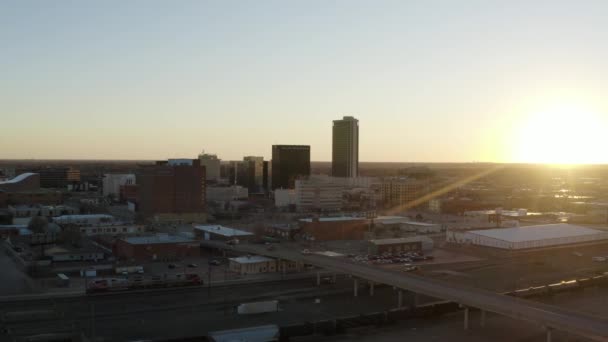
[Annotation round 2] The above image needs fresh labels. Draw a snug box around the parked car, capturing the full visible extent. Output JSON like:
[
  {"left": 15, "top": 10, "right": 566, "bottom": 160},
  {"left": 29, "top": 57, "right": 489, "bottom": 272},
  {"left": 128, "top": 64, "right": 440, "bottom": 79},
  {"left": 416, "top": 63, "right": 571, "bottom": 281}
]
[
  {"left": 187, "top": 263, "right": 198, "bottom": 268},
  {"left": 209, "top": 259, "right": 221, "bottom": 266},
  {"left": 168, "top": 263, "right": 177, "bottom": 269}
]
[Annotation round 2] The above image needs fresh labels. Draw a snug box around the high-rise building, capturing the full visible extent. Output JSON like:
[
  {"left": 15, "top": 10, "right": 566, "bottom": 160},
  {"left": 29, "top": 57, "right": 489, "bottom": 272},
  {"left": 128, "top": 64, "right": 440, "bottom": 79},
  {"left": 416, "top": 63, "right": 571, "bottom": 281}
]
[
  {"left": 198, "top": 152, "right": 221, "bottom": 182},
  {"left": 271, "top": 145, "right": 311, "bottom": 190},
  {"left": 137, "top": 159, "right": 206, "bottom": 222},
  {"left": 332, "top": 116, "right": 359, "bottom": 178},
  {"left": 243, "top": 156, "right": 264, "bottom": 193}
]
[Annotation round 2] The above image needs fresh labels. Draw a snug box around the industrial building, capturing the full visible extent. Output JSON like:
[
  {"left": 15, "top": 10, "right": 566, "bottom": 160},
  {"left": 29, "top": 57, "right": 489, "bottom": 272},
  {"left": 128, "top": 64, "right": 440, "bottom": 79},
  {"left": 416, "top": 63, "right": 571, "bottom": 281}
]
[
  {"left": 299, "top": 216, "right": 369, "bottom": 241},
  {"left": 193, "top": 225, "right": 254, "bottom": 241},
  {"left": 229, "top": 255, "right": 277, "bottom": 275},
  {"left": 368, "top": 236, "right": 434, "bottom": 255},
  {"left": 114, "top": 234, "right": 199, "bottom": 261},
  {"left": 375, "top": 216, "right": 442, "bottom": 234},
  {"left": 271, "top": 145, "right": 311, "bottom": 190},
  {"left": 447, "top": 224, "right": 608, "bottom": 250}
]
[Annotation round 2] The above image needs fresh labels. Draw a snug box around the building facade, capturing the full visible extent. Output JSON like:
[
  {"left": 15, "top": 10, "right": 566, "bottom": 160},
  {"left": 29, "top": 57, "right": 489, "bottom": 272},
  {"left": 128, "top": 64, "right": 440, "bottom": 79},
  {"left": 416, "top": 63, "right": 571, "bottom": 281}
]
[
  {"left": 102, "top": 174, "right": 136, "bottom": 199},
  {"left": 31, "top": 167, "right": 81, "bottom": 188},
  {"left": 271, "top": 145, "right": 311, "bottom": 190},
  {"left": 295, "top": 177, "right": 344, "bottom": 212},
  {"left": 332, "top": 116, "right": 359, "bottom": 178},
  {"left": 137, "top": 159, "right": 206, "bottom": 222},
  {"left": 381, "top": 178, "right": 430, "bottom": 208},
  {"left": 199, "top": 152, "right": 221, "bottom": 182}
]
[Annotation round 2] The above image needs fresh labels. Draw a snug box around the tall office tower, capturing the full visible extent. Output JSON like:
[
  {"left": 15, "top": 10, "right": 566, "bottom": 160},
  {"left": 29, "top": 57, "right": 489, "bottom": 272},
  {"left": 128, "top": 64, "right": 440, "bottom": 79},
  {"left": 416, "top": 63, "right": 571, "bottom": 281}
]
[
  {"left": 137, "top": 159, "right": 206, "bottom": 222},
  {"left": 198, "top": 152, "right": 221, "bottom": 182},
  {"left": 332, "top": 116, "right": 359, "bottom": 178},
  {"left": 271, "top": 145, "right": 311, "bottom": 190},
  {"left": 243, "top": 156, "right": 264, "bottom": 193}
]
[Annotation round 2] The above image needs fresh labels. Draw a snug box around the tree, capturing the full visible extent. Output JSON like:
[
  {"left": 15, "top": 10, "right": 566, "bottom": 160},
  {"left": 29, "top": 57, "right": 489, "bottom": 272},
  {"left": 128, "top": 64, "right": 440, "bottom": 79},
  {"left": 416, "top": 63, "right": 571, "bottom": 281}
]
[
  {"left": 60, "top": 224, "right": 83, "bottom": 247},
  {"left": 28, "top": 216, "right": 48, "bottom": 234}
]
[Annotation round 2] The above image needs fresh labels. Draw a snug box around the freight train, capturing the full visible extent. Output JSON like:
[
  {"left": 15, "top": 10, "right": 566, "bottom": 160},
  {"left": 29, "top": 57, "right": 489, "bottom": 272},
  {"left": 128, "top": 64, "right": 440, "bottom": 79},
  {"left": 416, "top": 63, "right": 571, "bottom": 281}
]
[
  {"left": 86, "top": 273, "right": 202, "bottom": 294},
  {"left": 505, "top": 274, "right": 608, "bottom": 298}
]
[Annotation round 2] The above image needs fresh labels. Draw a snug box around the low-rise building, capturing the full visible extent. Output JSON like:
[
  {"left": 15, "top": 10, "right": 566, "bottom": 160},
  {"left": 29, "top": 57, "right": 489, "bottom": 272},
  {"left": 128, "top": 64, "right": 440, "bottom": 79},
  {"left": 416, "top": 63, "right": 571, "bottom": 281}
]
[
  {"left": 265, "top": 224, "right": 299, "bottom": 240},
  {"left": 368, "top": 236, "right": 434, "bottom": 255},
  {"left": 193, "top": 225, "right": 254, "bottom": 241},
  {"left": 78, "top": 225, "right": 144, "bottom": 236},
  {"left": 206, "top": 185, "right": 249, "bottom": 202},
  {"left": 299, "top": 216, "right": 369, "bottom": 241},
  {"left": 8, "top": 205, "right": 78, "bottom": 219},
  {"left": 229, "top": 255, "right": 276, "bottom": 275},
  {"left": 114, "top": 234, "right": 199, "bottom": 261},
  {"left": 54, "top": 214, "right": 117, "bottom": 227}
]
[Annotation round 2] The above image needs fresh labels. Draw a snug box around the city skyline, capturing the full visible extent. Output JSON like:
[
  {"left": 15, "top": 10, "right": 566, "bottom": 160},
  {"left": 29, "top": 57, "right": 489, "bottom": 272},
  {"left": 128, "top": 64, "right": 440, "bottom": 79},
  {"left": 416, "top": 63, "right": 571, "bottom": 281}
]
[{"left": 3, "top": 1, "right": 608, "bottom": 164}]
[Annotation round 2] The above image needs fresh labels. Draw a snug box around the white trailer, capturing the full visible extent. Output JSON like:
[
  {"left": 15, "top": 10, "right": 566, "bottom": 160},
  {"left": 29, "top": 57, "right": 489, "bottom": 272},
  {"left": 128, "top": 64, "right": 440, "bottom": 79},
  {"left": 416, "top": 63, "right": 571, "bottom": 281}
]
[{"left": 237, "top": 300, "right": 279, "bottom": 314}]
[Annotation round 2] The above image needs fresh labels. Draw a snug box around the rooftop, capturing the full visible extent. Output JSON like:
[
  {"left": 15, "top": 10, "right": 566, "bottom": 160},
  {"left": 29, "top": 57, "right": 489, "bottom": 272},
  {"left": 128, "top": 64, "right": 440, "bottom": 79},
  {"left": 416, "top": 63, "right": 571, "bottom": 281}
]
[
  {"left": 122, "top": 234, "right": 195, "bottom": 245},
  {"left": 194, "top": 225, "right": 254, "bottom": 237},
  {"left": 469, "top": 224, "right": 607, "bottom": 242},
  {"left": 0, "top": 173, "right": 37, "bottom": 185},
  {"left": 229, "top": 255, "right": 274, "bottom": 264},
  {"left": 299, "top": 216, "right": 367, "bottom": 223}
]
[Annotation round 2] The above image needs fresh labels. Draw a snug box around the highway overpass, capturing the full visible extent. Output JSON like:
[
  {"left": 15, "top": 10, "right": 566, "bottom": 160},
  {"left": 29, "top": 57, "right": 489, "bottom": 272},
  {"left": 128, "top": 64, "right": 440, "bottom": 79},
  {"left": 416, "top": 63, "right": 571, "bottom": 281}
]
[{"left": 203, "top": 240, "right": 608, "bottom": 341}]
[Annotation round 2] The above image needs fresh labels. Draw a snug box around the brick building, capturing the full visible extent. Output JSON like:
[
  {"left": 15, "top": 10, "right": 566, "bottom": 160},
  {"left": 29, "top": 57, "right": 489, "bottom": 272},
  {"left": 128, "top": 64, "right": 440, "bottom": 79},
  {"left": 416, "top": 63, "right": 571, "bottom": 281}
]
[
  {"left": 137, "top": 159, "right": 206, "bottom": 222},
  {"left": 114, "top": 234, "right": 200, "bottom": 261},
  {"left": 299, "top": 216, "right": 369, "bottom": 241}
]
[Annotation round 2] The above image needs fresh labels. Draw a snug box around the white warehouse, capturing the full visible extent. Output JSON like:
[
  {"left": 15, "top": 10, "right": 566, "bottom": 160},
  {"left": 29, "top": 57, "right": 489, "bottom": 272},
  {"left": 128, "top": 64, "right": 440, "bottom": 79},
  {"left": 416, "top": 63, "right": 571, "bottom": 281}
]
[{"left": 448, "top": 224, "right": 608, "bottom": 250}]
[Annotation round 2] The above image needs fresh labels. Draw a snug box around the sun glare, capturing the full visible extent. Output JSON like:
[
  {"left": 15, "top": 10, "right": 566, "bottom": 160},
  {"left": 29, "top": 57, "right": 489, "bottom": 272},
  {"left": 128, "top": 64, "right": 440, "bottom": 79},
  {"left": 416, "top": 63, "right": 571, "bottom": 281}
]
[{"left": 512, "top": 104, "right": 607, "bottom": 165}]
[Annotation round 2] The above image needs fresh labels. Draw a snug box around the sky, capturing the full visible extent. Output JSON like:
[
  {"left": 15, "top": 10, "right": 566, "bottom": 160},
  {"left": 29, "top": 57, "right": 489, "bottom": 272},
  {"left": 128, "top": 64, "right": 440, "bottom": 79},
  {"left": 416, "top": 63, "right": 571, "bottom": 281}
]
[{"left": 2, "top": 0, "right": 608, "bottom": 163}]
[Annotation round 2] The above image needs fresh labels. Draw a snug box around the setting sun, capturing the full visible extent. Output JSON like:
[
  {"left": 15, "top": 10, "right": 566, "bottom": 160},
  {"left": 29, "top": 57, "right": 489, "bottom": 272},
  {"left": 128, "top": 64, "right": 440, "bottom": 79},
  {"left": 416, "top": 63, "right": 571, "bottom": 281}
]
[{"left": 512, "top": 104, "right": 608, "bottom": 164}]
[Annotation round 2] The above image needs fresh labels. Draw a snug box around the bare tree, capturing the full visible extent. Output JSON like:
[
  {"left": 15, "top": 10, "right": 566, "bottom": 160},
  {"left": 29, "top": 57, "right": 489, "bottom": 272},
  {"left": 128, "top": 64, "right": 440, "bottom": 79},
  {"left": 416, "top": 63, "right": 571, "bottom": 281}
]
[{"left": 28, "top": 216, "right": 48, "bottom": 234}]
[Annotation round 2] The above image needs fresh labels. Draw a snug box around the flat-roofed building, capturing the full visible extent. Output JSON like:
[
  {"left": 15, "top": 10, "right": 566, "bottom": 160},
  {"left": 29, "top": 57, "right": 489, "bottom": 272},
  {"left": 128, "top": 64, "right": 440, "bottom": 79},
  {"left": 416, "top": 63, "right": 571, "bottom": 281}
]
[
  {"left": 114, "top": 234, "right": 199, "bottom": 261},
  {"left": 193, "top": 224, "right": 254, "bottom": 241},
  {"left": 368, "top": 236, "right": 434, "bottom": 255},
  {"left": 299, "top": 216, "right": 369, "bottom": 241},
  {"left": 0, "top": 173, "right": 40, "bottom": 192},
  {"left": 447, "top": 223, "right": 608, "bottom": 250},
  {"left": 229, "top": 255, "right": 276, "bottom": 275}
]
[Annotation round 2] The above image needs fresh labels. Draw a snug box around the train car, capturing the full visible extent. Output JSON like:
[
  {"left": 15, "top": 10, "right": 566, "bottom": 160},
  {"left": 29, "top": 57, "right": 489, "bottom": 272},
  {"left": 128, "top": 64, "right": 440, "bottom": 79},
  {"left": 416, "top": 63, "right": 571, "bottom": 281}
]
[{"left": 86, "top": 273, "right": 202, "bottom": 294}]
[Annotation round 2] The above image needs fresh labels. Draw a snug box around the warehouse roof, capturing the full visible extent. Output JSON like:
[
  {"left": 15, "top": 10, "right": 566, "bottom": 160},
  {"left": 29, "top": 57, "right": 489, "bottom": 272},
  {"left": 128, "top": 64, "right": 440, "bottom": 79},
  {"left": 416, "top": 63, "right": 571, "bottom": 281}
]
[
  {"left": 194, "top": 225, "right": 254, "bottom": 237},
  {"left": 469, "top": 224, "right": 606, "bottom": 242},
  {"left": 0, "top": 173, "right": 37, "bottom": 185},
  {"left": 229, "top": 255, "right": 274, "bottom": 264}
]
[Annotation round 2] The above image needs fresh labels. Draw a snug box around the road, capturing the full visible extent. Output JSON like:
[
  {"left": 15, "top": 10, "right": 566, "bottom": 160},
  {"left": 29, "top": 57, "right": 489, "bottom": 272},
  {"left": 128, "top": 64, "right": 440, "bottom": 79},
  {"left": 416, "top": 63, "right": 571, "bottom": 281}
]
[
  {"left": 208, "top": 241, "right": 608, "bottom": 341},
  {"left": 0, "top": 276, "right": 421, "bottom": 341}
]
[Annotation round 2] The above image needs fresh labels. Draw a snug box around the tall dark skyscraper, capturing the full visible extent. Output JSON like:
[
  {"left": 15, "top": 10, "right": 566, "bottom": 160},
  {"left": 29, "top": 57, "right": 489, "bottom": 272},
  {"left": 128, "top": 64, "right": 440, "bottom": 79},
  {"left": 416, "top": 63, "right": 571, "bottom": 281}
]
[
  {"left": 271, "top": 145, "right": 311, "bottom": 190},
  {"left": 332, "top": 116, "right": 359, "bottom": 177}
]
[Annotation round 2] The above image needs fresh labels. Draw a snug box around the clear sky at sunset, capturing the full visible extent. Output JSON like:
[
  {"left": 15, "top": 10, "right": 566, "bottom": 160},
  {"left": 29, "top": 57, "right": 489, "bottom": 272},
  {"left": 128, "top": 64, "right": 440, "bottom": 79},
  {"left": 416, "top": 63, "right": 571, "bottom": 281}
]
[{"left": 2, "top": 1, "right": 608, "bottom": 163}]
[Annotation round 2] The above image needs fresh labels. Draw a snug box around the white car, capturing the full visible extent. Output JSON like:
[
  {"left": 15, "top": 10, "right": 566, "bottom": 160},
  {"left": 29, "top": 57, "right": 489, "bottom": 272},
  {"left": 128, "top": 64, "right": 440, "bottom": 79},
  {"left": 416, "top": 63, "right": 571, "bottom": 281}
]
[{"left": 592, "top": 256, "right": 606, "bottom": 262}]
